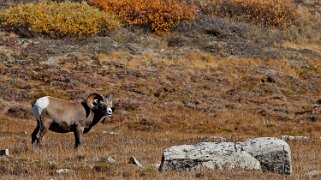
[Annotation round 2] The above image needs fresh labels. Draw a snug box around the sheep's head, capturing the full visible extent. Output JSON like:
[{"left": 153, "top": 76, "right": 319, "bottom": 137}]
[{"left": 86, "top": 93, "right": 113, "bottom": 116}]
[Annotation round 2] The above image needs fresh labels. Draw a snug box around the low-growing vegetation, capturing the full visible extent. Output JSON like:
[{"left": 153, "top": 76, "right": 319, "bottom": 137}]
[
  {"left": 90, "top": 0, "right": 196, "bottom": 34},
  {"left": 0, "top": 0, "right": 320, "bottom": 179},
  {"left": 0, "top": 0, "right": 303, "bottom": 36},
  {"left": 0, "top": 1, "right": 120, "bottom": 37},
  {"left": 202, "top": 0, "right": 299, "bottom": 28}
]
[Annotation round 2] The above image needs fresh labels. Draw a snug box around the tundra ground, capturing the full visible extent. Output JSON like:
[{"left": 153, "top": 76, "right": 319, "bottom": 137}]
[
  {"left": 0, "top": 0, "right": 321, "bottom": 179},
  {"left": 0, "top": 113, "right": 321, "bottom": 179}
]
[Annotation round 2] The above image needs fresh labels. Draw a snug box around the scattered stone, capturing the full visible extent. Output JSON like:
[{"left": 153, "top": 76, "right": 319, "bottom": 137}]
[
  {"left": 106, "top": 156, "right": 116, "bottom": 164},
  {"left": 56, "top": 169, "right": 73, "bottom": 174},
  {"left": 160, "top": 137, "right": 292, "bottom": 175},
  {"left": 47, "top": 56, "right": 60, "bottom": 66},
  {"left": 305, "top": 170, "right": 321, "bottom": 178},
  {"left": 128, "top": 156, "right": 144, "bottom": 168},
  {"left": 0, "top": 149, "right": 9, "bottom": 156},
  {"left": 102, "top": 131, "right": 122, "bottom": 136},
  {"left": 278, "top": 135, "right": 310, "bottom": 142}
]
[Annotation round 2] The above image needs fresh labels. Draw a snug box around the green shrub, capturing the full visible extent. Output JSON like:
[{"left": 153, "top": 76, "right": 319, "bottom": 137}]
[
  {"left": 203, "top": 0, "right": 298, "bottom": 28},
  {"left": 0, "top": 1, "right": 121, "bottom": 37}
]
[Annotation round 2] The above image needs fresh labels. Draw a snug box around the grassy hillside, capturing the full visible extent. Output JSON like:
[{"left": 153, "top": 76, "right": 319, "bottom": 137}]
[{"left": 0, "top": 0, "right": 320, "bottom": 179}]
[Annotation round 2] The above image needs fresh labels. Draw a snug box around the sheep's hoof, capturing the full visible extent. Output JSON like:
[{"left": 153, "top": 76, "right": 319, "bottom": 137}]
[{"left": 74, "top": 146, "right": 82, "bottom": 151}]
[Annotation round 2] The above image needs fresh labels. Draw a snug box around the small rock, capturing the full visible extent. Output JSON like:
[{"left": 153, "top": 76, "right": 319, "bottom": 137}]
[
  {"left": 56, "top": 169, "right": 73, "bottom": 174},
  {"left": 128, "top": 156, "right": 143, "bottom": 168},
  {"left": 47, "top": 56, "right": 60, "bottom": 66},
  {"left": 102, "top": 131, "right": 122, "bottom": 136},
  {"left": 0, "top": 149, "right": 9, "bottom": 156},
  {"left": 106, "top": 156, "right": 116, "bottom": 164},
  {"left": 305, "top": 170, "right": 321, "bottom": 178}
]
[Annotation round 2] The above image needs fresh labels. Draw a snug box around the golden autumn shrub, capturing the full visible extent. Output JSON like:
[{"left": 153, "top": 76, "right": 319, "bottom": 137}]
[
  {"left": 90, "top": 0, "right": 196, "bottom": 34},
  {"left": 0, "top": 1, "right": 121, "bottom": 37},
  {"left": 203, "top": 0, "right": 298, "bottom": 28}
]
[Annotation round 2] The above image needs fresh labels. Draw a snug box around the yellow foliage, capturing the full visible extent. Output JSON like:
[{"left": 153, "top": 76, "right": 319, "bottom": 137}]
[
  {"left": 203, "top": 0, "right": 298, "bottom": 28},
  {"left": 0, "top": 1, "right": 121, "bottom": 37},
  {"left": 90, "top": 0, "right": 196, "bottom": 34}
]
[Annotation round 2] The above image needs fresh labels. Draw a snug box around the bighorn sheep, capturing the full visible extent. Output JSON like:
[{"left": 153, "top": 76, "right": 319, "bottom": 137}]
[{"left": 31, "top": 93, "right": 113, "bottom": 150}]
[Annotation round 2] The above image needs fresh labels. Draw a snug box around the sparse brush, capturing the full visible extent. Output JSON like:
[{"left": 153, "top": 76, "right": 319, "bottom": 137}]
[
  {"left": 0, "top": 1, "right": 121, "bottom": 37},
  {"left": 90, "top": 0, "right": 196, "bottom": 34},
  {"left": 202, "top": 0, "right": 299, "bottom": 28}
]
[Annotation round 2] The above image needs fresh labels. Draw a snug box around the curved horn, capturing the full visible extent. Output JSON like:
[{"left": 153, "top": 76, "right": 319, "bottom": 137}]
[{"left": 85, "top": 93, "right": 104, "bottom": 110}]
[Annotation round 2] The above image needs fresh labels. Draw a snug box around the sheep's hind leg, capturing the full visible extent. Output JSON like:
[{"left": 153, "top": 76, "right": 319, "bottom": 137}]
[
  {"left": 31, "top": 122, "right": 40, "bottom": 150},
  {"left": 39, "top": 122, "right": 49, "bottom": 145}
]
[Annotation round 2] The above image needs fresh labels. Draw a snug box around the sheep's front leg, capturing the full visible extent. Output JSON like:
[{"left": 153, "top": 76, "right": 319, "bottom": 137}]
[{"left": 73, "top": 126, "right": 84, "bottom": 150}]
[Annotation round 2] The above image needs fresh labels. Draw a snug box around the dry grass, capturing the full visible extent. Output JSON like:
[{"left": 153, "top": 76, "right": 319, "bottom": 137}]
[
  {"left": 0, "top": 61, "right": 320, "bottom": 178},
  {"left": 97, "top": 50, "right": 304, "bottom": 81},
  {"left": 0, "top": 105, "right": 321, "bottom": 179},
  {"left": 282, "top": 41, "right": 321, "bottom": 54}
]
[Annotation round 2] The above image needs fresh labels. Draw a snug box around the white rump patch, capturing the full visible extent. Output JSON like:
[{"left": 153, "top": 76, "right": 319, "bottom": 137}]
[{"left": 32, "top": 96, "right": 50, "bottom": 121}]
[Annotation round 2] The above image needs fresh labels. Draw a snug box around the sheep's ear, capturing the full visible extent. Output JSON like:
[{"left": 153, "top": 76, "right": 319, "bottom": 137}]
[
  {"left": 93, "top": 99, "right": 99, "bottom": 105},
  {"left": 86, "top": 93, "right": 103, "bottom": 110},
  {"left": 107, "top": 94, "right": 113, "bottom": 102}
]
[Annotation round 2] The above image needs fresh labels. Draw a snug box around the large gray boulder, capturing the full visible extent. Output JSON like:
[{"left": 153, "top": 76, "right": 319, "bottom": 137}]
[
  {"left": 159, "top": 142, "right": 261, "bottom": 171},
  {"left": 241, "top": 137, "right": 292, "bottom": 175},
  {"left": 159, "top": 137, "right": 292, "bottom": 175}
]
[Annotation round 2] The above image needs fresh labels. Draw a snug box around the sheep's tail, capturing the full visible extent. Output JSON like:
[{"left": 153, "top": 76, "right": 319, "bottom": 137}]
[{"left": 31, "top": 100, "right": 36, "bottom": 107}]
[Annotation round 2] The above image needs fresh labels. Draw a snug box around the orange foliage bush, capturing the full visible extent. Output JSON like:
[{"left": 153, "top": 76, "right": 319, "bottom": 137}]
[
  {"left": 203, "top": 0, "right": 298, "bottom": 28},
  {"left": 90, "top": 0, "right": 196, "bottom": 34},
  {"left": 0, "top": 1, "right": 120, "bottom": 37}
]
